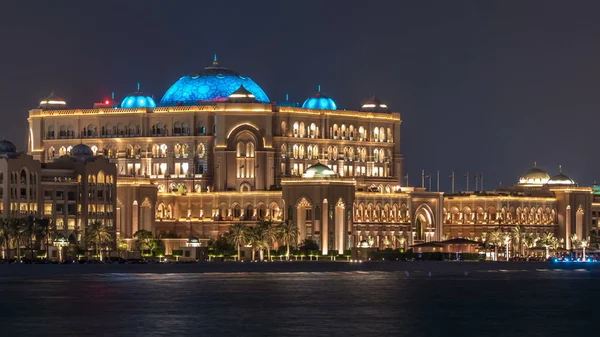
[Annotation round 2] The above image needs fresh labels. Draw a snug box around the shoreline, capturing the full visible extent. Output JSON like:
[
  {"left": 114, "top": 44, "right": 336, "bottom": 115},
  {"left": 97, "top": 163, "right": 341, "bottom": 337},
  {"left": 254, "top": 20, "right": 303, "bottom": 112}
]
[{"left": 1, "top": 260, "right": 600, "bottom": 277}]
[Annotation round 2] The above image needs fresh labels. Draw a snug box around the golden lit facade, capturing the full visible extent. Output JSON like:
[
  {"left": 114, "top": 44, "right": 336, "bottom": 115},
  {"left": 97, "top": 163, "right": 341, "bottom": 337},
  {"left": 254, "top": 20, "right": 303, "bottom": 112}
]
[{"left": 25, "top": 61, "right": 594, "bottom": 255}]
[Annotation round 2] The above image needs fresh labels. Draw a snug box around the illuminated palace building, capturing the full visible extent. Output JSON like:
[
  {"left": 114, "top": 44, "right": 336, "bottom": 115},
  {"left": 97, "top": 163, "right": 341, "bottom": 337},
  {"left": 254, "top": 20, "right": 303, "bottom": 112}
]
[{"left": 24, "top": 57, "right": 597, "bottom": 253}]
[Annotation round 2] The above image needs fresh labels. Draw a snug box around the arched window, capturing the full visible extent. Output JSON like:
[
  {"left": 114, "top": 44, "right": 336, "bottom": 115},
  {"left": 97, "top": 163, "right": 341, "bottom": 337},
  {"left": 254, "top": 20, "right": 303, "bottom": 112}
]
[
  {"left": 332, "top": 146, "right": 338, "bottom": 160},
  {"left": 246, "top": 142, "right": 255, "bottom": 158},
  {"left": 237, "top": 142, "right": 245, "bottom": 157},
  {"left": 312, "top": 145, "right": 319, "bottom": 159},
  {"left": 59, "top": 146, "right": 67, "bottom": 156},
  {"left": 281, "top": 121, "right": 287, "bottom": 135},
  {"left": 91, "top": 145, "right": 98, "bottom": 155},
  {"left": 59, "top": 125, "right": 66, "bottom": 138},
  {"left": 298, "top": 144, "right": 305, "bottom": 159},
  {"left": 299, "top": 122, "right": 306, "bottom": 138},
  {"left": 128, "top": 123, "right": 136, "bottom": 136},
  {"left": 379, "top": 127, "right": 385, "bottom": 142},
  {"left": 173, "top": 122, "right": 182, "bottom": 135},
  {"left": 182, "top": 122, "right": 190, "bottom": 135},
  {"left": 332, "top": 124, "right": 339, "bottom": 139},
  {"left": 181, "top": 144, "right": 189, "bottom": 158},
  {"left": 307, "top": 145, "right": 313, "bottom": 159},
  {"left": 373, "top": 127, "right": 379, "bottom": 142},
  {"left": 47, "top": 125, "right": 55, "bottom": 139},
  {"left": 387, "top": 127, "right": 393, "bottom": 142},
  {"left": 159, "top": 144, "right": 167, "bottom": 157},
  {"left": 341, "top": 124, "right": 347, "bottom": 139},
  {"left": 281, "top": 144, "right": 287, "bottom": 158},
  {"left": 293, "top": 122, "right": 299, "bottom": 137},
  {"left": 47, "top": 147, "right": 55, "bottom": 160},
  {"left": 197, "top": 143, "right": 205, "bottom": 158},
  {"left": 86, "top": 124, "right": 96, "bottom": 137},
  {"left": 310, "top": 123, "right": 317, "bottom": 138},
  {"left": 66, "top": 125, "right": 74, "bottom": 138},
  {"left": 174, "top": 143, "right": 182, "bottom": 158},
  {"left": 349, "top": 125, "right": 355, "bottom": 139},
  {"left": 293, "top": 144, "right": 299, "bottom": 159},
  {"left": 358, "top": 126, "right": 365, "bottom": 140}
]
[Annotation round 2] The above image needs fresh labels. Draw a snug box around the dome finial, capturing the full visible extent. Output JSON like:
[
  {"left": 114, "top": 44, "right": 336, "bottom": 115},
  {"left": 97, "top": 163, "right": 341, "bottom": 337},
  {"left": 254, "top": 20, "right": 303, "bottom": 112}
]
[
  {"left": 285, "top": 93, "right": 289, "bottom": 101},
  {"left": 559, "top": 165, "right": 562, "bottom": 173},
  {"left": 318, "top": 84, "right": 321, "bottom": 93},
  {"left": 213, "top": 53, "right": 218, "bottom": 66},
  {"left": 137, "top": 82, "right": 140, "bottom": 91},
  {"left": 534, "top": 161, "right": 537, "bottom": 168}
]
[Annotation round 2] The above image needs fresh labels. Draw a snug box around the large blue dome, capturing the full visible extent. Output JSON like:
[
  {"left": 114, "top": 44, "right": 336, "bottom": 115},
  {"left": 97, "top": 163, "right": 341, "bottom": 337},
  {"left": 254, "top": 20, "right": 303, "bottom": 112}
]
[
  {"left": 160, "top": 61, "right": 270, "bottom": 105},
  {"left": 302, "top": 92, "right": 337, "bottom": 110}
]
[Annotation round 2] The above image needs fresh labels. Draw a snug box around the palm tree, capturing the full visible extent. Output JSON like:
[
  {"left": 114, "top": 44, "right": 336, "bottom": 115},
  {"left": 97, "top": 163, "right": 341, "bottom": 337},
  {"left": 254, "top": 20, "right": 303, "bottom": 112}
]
[
  {"left": 278, "top": 221, "right": 299, "bottom": 261},
  {"left": 248, "top": 226, "right": 269, "bottom": 261},
  {"left": 503, "top": 232, "right": 511, "bottom": 260},
  {"left": 258, "top": 220, "right": 278, "bottom": 261},
  {"left": 570, "top": 233, "right": 580, "bottom": 252},
  {"left": 488, "top": 229, "right": 503, "bottom": 261},
  {"left": 511, "top": 225, "right": 524, "bottom": 256},
  {"left": 226, "top": 223, "right": 249, "bottom": 261},
  {"left": 36, "top": 218, "right": 53, "bottom": 260},
  {"left": 0, "top": 218, "right": 10, "bottom": 260},
  {"left": 21, "top": 216, "right": 38, "bottom": 260},
  {"left": 133, "top": 229, "right": 154, "bottom": 258},
  {"left": 86, "top": 220, "right": 113, "bottom": 261},
  {"left": 541, "top": 232, "right": 556, "bottom": 259},
  {"left": 580, "top": 237, "right": 590, "bottom": 260}
]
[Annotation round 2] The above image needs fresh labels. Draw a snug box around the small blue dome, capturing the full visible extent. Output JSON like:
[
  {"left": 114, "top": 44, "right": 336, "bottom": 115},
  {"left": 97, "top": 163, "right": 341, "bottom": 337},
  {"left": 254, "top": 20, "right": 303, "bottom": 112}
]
[
  {"left": 302, "top": 92, "right": 337, "bottom": 110},
  {"left": 0, "top": 139, "right": 17, "bottom": 154},
  {"left": 160, "top": 58, "right": 269, "bottom": 105},
  {"left": 121, "top": 91, "right": 156, "bottom": 109}
]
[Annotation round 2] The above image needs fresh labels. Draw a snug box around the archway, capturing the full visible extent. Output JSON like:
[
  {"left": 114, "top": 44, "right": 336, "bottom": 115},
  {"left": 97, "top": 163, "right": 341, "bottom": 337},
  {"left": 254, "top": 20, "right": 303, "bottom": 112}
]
[{"left": 413, "top": 204, "right": 435, "bottom": 243}]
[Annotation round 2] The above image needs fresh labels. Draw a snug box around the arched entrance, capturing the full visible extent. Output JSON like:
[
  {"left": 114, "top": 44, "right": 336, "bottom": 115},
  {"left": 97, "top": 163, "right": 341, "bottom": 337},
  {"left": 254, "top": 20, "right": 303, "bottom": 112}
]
[{"left": 413, "top": 204, "right": 435, "bottom": 243}]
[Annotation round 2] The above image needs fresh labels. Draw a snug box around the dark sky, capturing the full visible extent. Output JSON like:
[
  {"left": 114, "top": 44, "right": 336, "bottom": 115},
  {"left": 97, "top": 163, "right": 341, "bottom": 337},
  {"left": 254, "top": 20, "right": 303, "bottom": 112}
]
[{"left": 1, "top": 1, "right": 599, "bottom": 191}]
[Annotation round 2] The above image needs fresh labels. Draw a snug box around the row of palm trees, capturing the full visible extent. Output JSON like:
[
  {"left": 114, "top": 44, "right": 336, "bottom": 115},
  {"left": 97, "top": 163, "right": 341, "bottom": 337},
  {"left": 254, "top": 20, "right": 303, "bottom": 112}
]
[
  {"left": 226, "top": 220, "right": 299, "bottom": 261},
  {"left": 0, "top": 216, "right": 113, "bottom": 261},
  {"left": 482, "top": 226, "right": 590, "bottom": 260}
]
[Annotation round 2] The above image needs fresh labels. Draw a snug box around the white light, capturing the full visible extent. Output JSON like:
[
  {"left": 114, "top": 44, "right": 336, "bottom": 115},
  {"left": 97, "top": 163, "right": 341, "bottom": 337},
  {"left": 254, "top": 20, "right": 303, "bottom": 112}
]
[
  {"left": 362, "top": 104, "right": 376, "bottom": 108},
  {"left": 40, "top": 100, "right": 66, "bottom": 105},
  {"left": 380, "top": 104, "right": 388, "bottom": 108}
]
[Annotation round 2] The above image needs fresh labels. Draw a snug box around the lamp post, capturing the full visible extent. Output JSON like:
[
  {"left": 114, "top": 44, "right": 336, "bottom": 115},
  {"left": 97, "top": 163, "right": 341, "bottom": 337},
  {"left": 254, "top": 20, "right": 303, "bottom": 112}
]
[{"left": 53, "top": 237, "right": 69, "bottom": 263}]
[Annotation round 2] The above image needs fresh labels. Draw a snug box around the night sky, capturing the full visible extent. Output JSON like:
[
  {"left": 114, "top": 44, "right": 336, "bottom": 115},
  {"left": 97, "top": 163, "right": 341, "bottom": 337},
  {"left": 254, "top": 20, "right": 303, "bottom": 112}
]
[{"left": 1, "top": 1, "right": 599, "bottom": 191}]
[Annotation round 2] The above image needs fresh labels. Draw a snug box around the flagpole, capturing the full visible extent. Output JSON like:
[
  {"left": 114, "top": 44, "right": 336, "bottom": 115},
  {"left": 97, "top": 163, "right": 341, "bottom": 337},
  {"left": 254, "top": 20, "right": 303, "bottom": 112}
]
[
  {"left": 421, "top": 169, "right": 425, "bottom": 188},
  {"left": 481, "top": 172, "right": 484, "bottom": 192},
  {"left": 451, "top": 171, "right": 455, "bottom": 194},
  {"left": 466, "top": 172, "right": 469, "bottom": 191},
  {"left": 428, "top": 174, "right": 432, "bottom": 192},
  {"left": 475, "top": 173, "right": 479, "bottom": 191},
  {"left": 436, "top": 170, "right": 440, "bottom": 192}
]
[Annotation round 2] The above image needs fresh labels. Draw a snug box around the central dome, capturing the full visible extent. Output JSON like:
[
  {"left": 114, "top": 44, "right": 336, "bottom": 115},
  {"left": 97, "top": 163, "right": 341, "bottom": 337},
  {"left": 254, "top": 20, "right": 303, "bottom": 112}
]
[
  {"left": 303, "top": 162, "right": 338, "bottom": 178},
  {"left": 160, "top": 57, "right": 269, "bottom": 105}
]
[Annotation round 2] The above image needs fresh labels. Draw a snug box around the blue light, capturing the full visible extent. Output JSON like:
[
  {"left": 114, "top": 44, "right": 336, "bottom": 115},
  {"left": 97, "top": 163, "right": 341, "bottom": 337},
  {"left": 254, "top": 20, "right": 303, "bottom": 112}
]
[
  {"left": 160, "top": 67, "right": 270, "bottom": 105},
  {"left": 121, "top": 93, "right": 156, "bottom": 109},
  {"left": 302, "top": 96, "right": 337, "bottom": 110}
]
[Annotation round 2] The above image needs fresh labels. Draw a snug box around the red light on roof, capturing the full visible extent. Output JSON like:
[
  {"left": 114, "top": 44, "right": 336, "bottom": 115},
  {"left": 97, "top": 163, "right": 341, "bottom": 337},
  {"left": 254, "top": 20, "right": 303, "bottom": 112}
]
[{"left": 105, "top": 100, "right": 109, "bottom": 104}]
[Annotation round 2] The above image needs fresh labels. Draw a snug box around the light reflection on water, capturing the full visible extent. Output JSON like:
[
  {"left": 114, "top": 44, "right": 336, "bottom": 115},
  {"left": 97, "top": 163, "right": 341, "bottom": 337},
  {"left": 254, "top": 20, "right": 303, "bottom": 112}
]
[{"left": 0, "top": 268, "right": 597, "bottom": 336}]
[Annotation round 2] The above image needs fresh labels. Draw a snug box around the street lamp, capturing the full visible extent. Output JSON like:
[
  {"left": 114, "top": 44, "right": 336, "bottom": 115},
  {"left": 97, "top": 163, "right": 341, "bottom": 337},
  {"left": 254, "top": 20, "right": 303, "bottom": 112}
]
[{"left": 53, "top": 236, "right": 69, "bottom": 263}]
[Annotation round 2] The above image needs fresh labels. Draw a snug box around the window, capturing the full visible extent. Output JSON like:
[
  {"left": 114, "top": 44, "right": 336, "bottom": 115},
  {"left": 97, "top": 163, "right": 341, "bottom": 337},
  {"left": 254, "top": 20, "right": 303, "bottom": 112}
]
[{"left": 68, "top": 192, "right": 76, "bottom": 200}]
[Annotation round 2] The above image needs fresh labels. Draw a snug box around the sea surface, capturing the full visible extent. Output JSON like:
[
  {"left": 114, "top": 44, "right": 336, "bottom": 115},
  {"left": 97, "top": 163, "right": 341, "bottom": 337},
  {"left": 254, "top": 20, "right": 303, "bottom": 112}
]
[{"left": 0, "top": 262, "right": 598, "bottom": 337}]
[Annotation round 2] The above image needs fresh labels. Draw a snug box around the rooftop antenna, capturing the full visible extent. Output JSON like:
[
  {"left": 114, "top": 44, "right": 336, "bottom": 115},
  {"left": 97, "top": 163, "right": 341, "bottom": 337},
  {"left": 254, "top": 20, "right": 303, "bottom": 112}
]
[
  {"left": 137, "top": 82, "right": 140, "bottom": 91},
  {"left": 111, "top": 92, "right": 115, "bottom": 100},
  {"left": 318, "top": 84, "right": 321, "bottom": 93},
  {"left": 559, "top": 165, "right": 562, "bottom": 173},
  {"left": 213, "top": 53, "right": 218, "bottom": 66},
  {"left": 534, "top": 161, "right": 537, "bottom": 168},
  {"left": 285, "top": 93, "right": 289, "bottom": 101}
]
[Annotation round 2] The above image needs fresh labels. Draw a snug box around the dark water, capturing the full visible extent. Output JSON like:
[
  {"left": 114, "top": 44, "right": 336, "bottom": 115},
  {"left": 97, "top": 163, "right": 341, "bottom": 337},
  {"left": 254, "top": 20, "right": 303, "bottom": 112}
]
[{"left": 0, "top": 262, "right": 598, "bottom": 336}]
